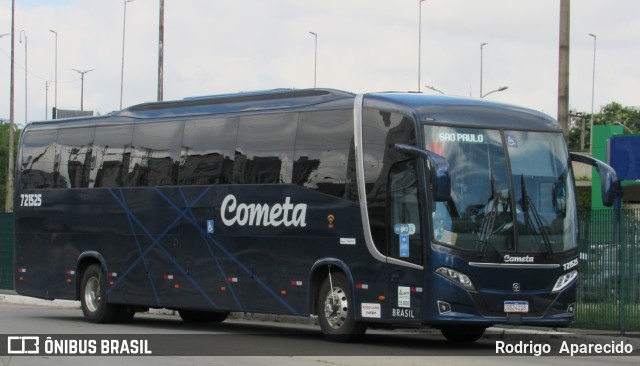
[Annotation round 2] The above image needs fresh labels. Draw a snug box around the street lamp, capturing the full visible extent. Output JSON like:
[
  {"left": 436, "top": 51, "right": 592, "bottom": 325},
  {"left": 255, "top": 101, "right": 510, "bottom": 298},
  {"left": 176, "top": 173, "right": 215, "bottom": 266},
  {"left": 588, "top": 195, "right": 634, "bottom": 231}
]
[
  {"left": 49, "top": 29, "right": 58, "bottom": 119},
  {"left": 72, "top": 69, "right": 94, "bottom": 111},
  {"left": 614, "top": 121, "right": 632, "bottom": 134},
  {"left": 480, "top": 42, "right": 488, "bottom": 97},
  {"left": 309, "top": 31, "right": 317, "bottom": 88},
  {"left": 45, "top": 81, "right": 50, "bottom": 120},
  {"left": 589, "top": 33, "right": 597, "bottom": 152},
  {"left": 19, "top": 30, "right": 27, "bottom": 125},
  {"left": 418, "top": 0, "right": 426, "bottom": 92},
  {"left": 481, "top": 86, "right": 508, "bottom": 99},
  {"left": 120, "top": 0, "right": 135, "bottom": 110}
]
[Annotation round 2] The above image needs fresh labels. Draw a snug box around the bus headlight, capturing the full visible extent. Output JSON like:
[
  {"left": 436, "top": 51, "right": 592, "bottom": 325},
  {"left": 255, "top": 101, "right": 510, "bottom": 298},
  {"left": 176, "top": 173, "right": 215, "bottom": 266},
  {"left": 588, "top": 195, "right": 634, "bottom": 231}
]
[
  {"left": 552, "top": 270, "right": 578, "bottom": 293},
  {"left": 435, "top": 267, "right": 475, "bottom": 291}
]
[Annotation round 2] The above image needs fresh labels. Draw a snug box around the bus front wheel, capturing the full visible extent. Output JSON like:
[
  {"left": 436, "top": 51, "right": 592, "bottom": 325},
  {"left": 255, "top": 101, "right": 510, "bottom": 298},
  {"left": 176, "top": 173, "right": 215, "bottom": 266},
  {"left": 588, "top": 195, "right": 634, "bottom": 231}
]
[
  {"left": 80, "top": 264, "right": 120, "bottom": 323},
  {"left": 317, "top": 272, "right": 367, "bottom": 342}
]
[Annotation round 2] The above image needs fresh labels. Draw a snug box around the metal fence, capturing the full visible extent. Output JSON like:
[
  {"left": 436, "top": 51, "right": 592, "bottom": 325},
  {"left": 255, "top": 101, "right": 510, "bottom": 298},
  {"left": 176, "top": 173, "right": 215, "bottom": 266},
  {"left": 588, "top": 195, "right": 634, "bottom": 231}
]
[
  {"left": 0, "top": 210, "right": 638, "bottom": 332},
  {"left": 0, "top": 213, "right": 13, "bottom": 290},
  {"left": 575, "top": 209, "right": 640, "bottom": 333}
]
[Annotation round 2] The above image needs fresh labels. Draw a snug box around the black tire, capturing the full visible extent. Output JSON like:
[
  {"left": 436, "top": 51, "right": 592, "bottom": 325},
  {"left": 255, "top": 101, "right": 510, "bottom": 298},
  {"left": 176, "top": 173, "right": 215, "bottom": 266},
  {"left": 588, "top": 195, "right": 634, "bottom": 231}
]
[
  {"left": 115, "top": 306, "right": 136, "bottom": 323},
  {"left": 80, "top": 264, "right": 120, "bottom": 323},
  {"left": 178, "top": 310, "right": 229, "bottom": 323},
  {"left": 317, "top": 271, "right": 367, "bottom": 342},
  {"left": 440, "top": 325, "right": 486, "bottom": 343}
]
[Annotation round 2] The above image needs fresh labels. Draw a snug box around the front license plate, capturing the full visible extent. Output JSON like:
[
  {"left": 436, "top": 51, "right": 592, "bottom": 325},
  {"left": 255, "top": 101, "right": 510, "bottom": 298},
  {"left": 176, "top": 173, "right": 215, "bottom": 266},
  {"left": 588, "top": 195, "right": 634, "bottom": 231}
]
[{"left": 504, "top": 301, "right": 529, "bottom": 313}]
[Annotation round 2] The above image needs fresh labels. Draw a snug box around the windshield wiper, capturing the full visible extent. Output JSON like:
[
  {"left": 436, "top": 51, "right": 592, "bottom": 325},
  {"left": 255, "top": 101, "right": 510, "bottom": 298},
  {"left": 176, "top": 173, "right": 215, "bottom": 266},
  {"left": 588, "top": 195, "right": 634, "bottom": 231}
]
[
  {"left": 520, "top": 174, "right": 554, "bottom": 259},
  {"left": 478, "top": 175, "right": 502, "bottom": 257}
]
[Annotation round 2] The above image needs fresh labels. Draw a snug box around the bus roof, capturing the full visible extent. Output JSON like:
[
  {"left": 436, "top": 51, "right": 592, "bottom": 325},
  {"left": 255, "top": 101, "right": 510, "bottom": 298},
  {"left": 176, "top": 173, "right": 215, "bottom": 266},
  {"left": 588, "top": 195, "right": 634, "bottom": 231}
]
[
  {"left": 24, "top": 88, "right": 560, "bottom": 133},
  {"left": 364, "top": 92, "right": 561, "bottom": 132}
]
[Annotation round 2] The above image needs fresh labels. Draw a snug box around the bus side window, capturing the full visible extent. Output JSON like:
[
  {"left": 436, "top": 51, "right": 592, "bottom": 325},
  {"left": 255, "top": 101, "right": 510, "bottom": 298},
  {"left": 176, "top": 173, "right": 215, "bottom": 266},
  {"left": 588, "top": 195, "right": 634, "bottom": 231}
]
[
  {"left": 93, "top": 125, "right": 133, "bottom": 188},
  {"left": 128, "top": 122, "right": 183, "bottom": 187},
  {"left": 388, "top": 160, "right": 422, "bottom": 265},
  {"left": 57, "top": 127, "right": 95, "bottom": 188},
  {"left": 234, "top": 113, "right": 297, "bottom": 184},
  {"left": 20, "top": 129, "right": 59, "bottom": 189},
  {"left": 180, "top": 117, "right": 238, "bottom": 185},
  {"left": 293, "top": 109, "right": 353, "bottom": 198}
]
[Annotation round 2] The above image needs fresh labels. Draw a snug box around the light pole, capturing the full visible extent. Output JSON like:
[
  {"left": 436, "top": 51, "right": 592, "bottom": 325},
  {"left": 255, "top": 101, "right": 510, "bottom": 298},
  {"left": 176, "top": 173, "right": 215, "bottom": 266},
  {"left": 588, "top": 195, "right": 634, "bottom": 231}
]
[
  {"left": 589, "top": 33, "right": 597, "bottom": 152},
  {"left": 120, "top": 0, "right": 135, "bottom": 110},
  {"left": 157, "top": 0, "right": 164, "bottom": 102},
  {"left": 49, "top": 29, "right": 58, "bottom": 119},
  {"left": 45, "top": 81, "right": 50, "bottom": 120},
  {"left": 19, "top": 30, "right": 27, "bottom": 125},
  {"left": 481, "top": 86, "right": 508, "bottom": 98},
  {"left": 418, "top": 0, "right": 426, "bottom": 92},
  {"left": 72, "top": 69, "right": 94, "bottom": 111},
  {"left": 6, "top": 0, "right": 16, "bottom": 212},
  {"left": 614, "top": 121, "right": 632, "bottom": 134},
  {"left": 309, "top": 31, "right": 317, "bottom": 88},
  {"left": 480, "top": 42, "right": 488, "bottom": 98}
]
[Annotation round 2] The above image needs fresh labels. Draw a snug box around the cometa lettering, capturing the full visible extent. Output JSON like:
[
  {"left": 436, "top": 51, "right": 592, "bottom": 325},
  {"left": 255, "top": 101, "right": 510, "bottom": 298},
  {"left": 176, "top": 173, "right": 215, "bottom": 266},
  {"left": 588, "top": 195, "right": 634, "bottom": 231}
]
[
  {"left": 503, "top": 255, "right": 534, "bottom": 263},
  {"left": 221, "top": 194, "right": 307, "bottom": 227}
]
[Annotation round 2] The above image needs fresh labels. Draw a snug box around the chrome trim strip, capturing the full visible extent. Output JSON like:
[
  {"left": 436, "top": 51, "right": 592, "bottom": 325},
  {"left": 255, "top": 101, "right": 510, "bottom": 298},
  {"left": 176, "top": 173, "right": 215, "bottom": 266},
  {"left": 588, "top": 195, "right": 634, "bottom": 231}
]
[
  {"left": 469, "top": 262, "right": 560, "bottom": 269},
  {"left": 353, "top": 94, "right": 423, "bottom": 271}
]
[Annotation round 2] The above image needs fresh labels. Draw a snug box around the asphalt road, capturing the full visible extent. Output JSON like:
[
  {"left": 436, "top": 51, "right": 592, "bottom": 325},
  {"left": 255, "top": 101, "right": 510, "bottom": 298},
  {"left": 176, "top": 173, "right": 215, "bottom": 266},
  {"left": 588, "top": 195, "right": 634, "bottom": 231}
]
[{"left": 0, "top": 301, "right": 638, "bottom": 365}]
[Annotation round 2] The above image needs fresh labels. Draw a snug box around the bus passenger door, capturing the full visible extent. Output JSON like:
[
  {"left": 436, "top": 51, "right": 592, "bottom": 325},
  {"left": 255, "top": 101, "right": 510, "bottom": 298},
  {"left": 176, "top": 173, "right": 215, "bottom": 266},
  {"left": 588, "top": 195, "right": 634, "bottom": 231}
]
[{"left": 387, "top": 159, "right": 424, "bottom": 321}]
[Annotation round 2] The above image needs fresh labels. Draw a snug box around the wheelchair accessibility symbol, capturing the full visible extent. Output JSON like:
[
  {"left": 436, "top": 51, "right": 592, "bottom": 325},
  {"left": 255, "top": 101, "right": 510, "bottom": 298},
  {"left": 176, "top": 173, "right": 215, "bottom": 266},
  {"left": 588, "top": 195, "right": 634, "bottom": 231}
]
[{"left": 207, "top": 220, "right": 214, "bottom": 234}]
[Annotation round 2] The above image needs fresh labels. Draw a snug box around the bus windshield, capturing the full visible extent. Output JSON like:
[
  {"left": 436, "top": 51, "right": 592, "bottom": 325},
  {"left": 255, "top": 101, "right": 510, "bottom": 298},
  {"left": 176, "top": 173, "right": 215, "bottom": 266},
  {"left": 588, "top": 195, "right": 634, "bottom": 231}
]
[{"left": 425, "top": 126, "right": 576, "bottom": 256}]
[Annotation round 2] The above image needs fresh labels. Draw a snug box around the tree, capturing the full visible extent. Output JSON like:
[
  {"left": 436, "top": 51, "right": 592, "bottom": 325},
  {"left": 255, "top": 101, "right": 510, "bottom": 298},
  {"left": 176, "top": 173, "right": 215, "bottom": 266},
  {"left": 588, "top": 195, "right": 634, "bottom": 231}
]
[
  {"left": 567, "top": 102, "right": 640, "bottom": 151},
  {"left": 0, "top": 123, "right": 21, "bottom": 212}
]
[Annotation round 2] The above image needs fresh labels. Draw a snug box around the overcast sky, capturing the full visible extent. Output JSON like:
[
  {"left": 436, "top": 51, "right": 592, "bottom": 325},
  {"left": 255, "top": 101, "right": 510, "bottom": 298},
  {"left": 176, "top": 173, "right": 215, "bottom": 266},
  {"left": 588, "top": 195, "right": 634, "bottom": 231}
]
[{"left": 1, "top": 0, "right": 639, "bottom": 126}]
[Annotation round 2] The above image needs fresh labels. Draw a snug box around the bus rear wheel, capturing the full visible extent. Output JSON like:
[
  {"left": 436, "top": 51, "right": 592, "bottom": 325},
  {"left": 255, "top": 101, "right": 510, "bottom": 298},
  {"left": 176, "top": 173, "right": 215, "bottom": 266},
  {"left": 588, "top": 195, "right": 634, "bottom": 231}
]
[
  {"left": 317, "top": 272, "right": 366, "bottom": 342},
  {"left": 80, "top": 264, "right": 120, "bottom": 323},
  {"left": 440, "top": 325, "right": 486, "bottom": 343}
]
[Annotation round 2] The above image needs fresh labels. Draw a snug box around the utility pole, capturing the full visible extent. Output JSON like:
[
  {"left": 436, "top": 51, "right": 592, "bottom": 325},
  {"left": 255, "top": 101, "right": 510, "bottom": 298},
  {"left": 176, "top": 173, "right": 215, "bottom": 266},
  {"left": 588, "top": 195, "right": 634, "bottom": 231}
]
[
  {"left": 557, "top": 0, "right": 570, "bottom": 136},
  {"left": 157, "top": 0, "right": 164, "bottom": 102},
  {"left": 6, "top": 0, "right": 16, "bottom": 212}
]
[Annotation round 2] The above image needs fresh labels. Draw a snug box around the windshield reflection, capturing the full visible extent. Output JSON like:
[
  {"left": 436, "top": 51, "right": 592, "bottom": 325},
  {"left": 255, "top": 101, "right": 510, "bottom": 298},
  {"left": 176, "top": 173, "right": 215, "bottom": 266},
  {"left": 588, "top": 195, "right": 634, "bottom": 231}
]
[{"left": 425, "top": 126, "right": 576, "bottom": 254}]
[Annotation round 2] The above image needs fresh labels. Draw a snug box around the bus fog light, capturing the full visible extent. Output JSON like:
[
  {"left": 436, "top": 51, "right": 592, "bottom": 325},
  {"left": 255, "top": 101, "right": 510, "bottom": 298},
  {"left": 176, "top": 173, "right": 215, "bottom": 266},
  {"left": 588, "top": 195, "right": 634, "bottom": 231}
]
[
  {"left": 552, "top": 270, "right": 578, "bottom": 293},
  {"left": 437, "top": 301, "right": 451, "bottom": 314},
  {"left": 435, "top": 267, "right": 475, "bottom": 291}
]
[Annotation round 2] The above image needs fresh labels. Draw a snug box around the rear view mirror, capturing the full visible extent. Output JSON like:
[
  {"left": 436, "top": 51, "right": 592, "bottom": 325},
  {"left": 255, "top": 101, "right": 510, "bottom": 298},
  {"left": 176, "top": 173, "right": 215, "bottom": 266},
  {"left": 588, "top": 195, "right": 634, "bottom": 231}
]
[
  {"left": 570, "top": 153, "right": 618, "bottom": 207},
  {"left": 394, "top": 143, "right": 451, "bottom": 201}
]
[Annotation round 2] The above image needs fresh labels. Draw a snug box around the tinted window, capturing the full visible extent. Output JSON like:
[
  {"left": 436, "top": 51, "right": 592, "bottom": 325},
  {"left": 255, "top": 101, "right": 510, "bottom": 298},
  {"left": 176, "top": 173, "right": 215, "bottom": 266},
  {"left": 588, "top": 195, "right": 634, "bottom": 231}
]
[
  {"left": 362, "top": 109, "right": 417, "bottom": 254},
  {"left": 93, "top": 125, "right": 133, "bottom": 188},
  {"left": 20, "top": 129, "right": 59, "bottom": 189},
  {"left": 180, "top": 117, "right": 237, "bottom": 185},
  {"left": 388, "top": 159, "right": 422, "bottom": 265},
  {"left": 294, "top": 109, "right": 353, "bottom": 198},
  {"left": 234, "top": 113, "right": 297, "bottom": 184},
  {"left": 57, "top": 127, "right": 95, "bottom": 188},
  {"left": 128, "top": 122, "right": 183, "bottom": 187}
]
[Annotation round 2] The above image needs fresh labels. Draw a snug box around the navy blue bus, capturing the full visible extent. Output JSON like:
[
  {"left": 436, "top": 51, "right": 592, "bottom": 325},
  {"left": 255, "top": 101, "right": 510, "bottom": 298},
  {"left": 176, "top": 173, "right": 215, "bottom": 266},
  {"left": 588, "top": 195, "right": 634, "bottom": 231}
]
[{"left": 14, "top": 89, "right": 617, "bottom": 342}]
